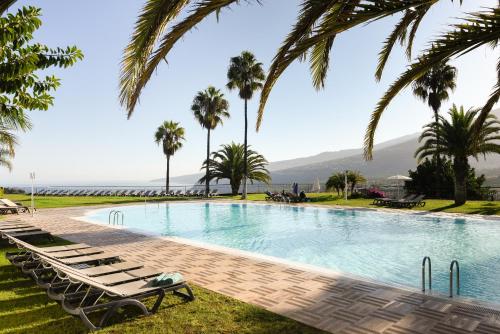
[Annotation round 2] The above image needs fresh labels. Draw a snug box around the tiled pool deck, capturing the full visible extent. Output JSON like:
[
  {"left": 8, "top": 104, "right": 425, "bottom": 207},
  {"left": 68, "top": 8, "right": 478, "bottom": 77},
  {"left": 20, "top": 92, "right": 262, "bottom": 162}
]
[{"left": 11, "top": 204, "right": 500, "bottom": 334}]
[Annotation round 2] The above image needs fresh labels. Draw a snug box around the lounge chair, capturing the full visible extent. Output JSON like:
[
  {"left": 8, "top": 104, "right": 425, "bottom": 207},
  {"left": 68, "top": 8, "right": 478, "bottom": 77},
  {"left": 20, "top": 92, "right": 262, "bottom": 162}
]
[
  {"left": 208, "top": 189, "right": 218, "bottom": 197},
  {"left": 5, "top": 236, "right": 194, "bottom": 330},
  {"left": 393, "top": 194, "right": 426, "bottom": 208},
  {"left": 44, "top": 255, "right": 194, "bottom": 330},
  {"left": 0, "top": 199, "right": 29, "bottom": 213}
]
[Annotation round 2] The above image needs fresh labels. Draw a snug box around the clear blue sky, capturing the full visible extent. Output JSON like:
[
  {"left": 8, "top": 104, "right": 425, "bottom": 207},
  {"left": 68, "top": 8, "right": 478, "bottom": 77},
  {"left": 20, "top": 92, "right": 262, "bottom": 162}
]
[{"left": 1, "top": 0, "right": 497, "bottom": 185}]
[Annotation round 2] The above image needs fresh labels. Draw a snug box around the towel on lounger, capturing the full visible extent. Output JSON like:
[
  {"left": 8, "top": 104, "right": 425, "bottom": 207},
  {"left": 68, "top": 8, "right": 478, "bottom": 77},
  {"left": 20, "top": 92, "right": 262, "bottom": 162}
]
[{"left": 152, "top": 272, "right": 183, "bottom": 287}]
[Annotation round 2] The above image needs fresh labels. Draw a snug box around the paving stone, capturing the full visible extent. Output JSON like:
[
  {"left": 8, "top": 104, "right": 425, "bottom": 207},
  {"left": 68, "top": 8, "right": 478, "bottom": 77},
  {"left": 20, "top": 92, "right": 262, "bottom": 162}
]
[{"left": 12, "top": 205, "right": 500, "bottom": 334}]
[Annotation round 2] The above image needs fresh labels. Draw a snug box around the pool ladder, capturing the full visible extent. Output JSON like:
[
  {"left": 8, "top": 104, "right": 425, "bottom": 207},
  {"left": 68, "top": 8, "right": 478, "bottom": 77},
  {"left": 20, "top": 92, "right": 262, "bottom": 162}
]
[
  {"left": 421, "top": 256, "right": 460, "bottom": 298},
  {"left": 108, "top": 210, "right": 124, "bottom": 225}
]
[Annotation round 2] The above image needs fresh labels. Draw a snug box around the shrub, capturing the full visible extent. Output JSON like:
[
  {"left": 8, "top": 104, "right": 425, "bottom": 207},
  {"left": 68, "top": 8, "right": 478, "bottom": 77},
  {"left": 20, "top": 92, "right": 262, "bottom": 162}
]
[{"left": 366, "top": 188, "right": 385, "bottom": 199}]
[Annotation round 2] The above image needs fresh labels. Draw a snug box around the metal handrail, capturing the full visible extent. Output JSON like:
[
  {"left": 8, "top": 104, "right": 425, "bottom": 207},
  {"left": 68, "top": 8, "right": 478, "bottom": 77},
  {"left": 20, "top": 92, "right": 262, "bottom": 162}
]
[
  {"left": 449, "top": 260, "right": 460, "bottom": 298},
  {"left": 422, "top": 256, "right": 432, "bottom": 292},
  {"left": 108, "top": 210, "right": 117, "bottom": 225},
  {"left": 108, "top": 210, "right": 124, "bottom": 225}
]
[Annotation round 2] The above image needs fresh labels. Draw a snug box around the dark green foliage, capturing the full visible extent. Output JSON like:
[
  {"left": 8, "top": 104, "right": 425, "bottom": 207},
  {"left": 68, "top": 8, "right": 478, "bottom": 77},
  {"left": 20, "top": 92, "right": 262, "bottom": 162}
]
[
  {"left": 326, "top": 171, "right": 366, "bottom": 195},
  {"left": 198, "top": 142, "right": 271, "bottom": 195},
  {"left": 0, "top": 6, "right": 82, "bottom": 167},
  {"left": 406, "top": 158, "right": 486, "bottom": 200},
  {"left": 415, "top": 105, "right": 500, "bottom": 204}
]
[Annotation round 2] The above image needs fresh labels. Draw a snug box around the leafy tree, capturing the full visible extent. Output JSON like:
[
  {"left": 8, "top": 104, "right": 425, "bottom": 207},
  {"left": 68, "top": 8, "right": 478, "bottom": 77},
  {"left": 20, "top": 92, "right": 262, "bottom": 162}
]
[
  {"left": 412, "top": 62, "right": 457, "bottom": 196},
  {"left": 154, "top": 121, "right": 185, "bottom": 193},
  {"left": 0, "top": 6, "right": 83, "bottom": 166},
  {"left": 326, "top": 171, "right": 366, "bottom": 196},
  {"left": 347, "top": 171, "right": 366, "bottom": 195},
  {"left": 326, "top": 172, "right": 345, "bottom": 196},
  {"left": 191, "top": 86, "right": 230, "bottom": 196},
  {"left": 198, "top": 142, "right": 270, "bottom": 196},
  {"left": 412, "top": 63, "right": 457, "bottom": 123},
  {"left": 406, "top": 158, "right": 486, "bottom": 200},
  {"left": 119, "top": 1, "right": 498, "bottom": 161},
  {"left": 415, "top": 105, "right": 500, "bottom": 205},
  {"left": 226, "top": 51, "right": 266, "bottom": 199}
]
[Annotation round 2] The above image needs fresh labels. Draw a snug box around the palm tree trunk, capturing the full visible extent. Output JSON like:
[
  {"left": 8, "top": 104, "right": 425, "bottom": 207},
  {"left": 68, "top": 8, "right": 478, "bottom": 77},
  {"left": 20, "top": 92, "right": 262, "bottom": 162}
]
[
  {"left": 166, "top": 155, "right": 170, "bottom": 193},
  {"left": 453, "top": 157, "right": 467, "bottom": 205},
  {"left": 242, "top": 98, "right": 248, "bottom": 199},
  {"left": 434, "top": 110, "right": 441, "bottom": 198},
  {"left": 205, "top": 128, "right": 210, "bottom": 197}
]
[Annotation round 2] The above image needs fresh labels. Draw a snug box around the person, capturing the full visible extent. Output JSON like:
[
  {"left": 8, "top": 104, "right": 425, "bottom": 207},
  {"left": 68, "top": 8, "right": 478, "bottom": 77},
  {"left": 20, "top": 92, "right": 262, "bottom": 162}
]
[
  {"left": 292, "top": 182, "right": 298, "bottom": 195},
  {"left": 299, "top": 191, "right": 307, "bottom": 201}
]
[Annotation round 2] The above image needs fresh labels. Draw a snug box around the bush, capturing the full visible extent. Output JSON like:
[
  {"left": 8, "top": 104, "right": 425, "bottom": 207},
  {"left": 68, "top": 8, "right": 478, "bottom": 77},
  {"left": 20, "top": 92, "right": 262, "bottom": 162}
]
[
  {"left": 405, "top": 158, "right": 485, "bottom": 199},
  {"left": 0, "top": 188, "right": 3, "bottom": 196},
  {"left": 366, "top": 188, "right": 385, "bottom": 198}
]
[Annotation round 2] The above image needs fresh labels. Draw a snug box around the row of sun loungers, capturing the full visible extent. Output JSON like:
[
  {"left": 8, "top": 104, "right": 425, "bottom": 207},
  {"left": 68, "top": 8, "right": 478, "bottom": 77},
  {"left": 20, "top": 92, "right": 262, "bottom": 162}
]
[
  {"left": 3, "top": 220, "right": 195, "bottom": 330},
  {"left": 0, "top": 220, "right": 53, "bottom": 241},
  {"left": 32, "top": 189, "right": 219, "bottom": 197},
  {"left": 372, "top": 194, "right": 426, "bottom": 208}
]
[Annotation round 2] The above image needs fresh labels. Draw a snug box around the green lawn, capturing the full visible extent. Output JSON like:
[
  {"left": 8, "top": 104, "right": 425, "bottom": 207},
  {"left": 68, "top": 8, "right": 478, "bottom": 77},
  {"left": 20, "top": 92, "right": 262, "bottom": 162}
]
[
  {"left": 4, "top": 192, "right": 500, "bottom": 215},
  {"left": 224, "top": 193, "right": 500, "bottom": 215},
  {"left": 0, "top": 239, "right": 324, "bottom": 334},
  {"left": 5, "top": 194, "right": 202, "bottom": 209}
]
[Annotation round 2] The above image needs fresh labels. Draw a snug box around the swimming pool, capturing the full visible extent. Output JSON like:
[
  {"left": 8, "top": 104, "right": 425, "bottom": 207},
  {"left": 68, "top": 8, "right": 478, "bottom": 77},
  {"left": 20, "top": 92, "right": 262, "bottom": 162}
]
[{"left": 83, "top": 202, "right": 500, "bottom": 304}]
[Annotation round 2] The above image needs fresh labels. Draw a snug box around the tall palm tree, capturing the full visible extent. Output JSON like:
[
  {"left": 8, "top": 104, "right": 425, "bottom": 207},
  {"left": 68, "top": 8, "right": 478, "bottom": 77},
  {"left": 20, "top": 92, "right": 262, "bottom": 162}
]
[
  {"left": 412, "top": 63, "right": 457, "bottom": 125},
  {"left": 120, "top": 2, "right": 498, "bottom": 161},
  {"left": 412, "top": 62, "right": 457, "bottom": 196},
  {"left": 154, "top": 121, "right": 185, "bottom": 193},
  {"left": 191, "top": 86, "right": 230, "bottom": 196},
  {"left": 226, "top": 51, "right": 266, "bottom": 199},
  {"left": 415, "top": 105, "right": 500, "bottom": 205},
  {"left": 198, "top": 142, "right": 271, "bottom": 196}
]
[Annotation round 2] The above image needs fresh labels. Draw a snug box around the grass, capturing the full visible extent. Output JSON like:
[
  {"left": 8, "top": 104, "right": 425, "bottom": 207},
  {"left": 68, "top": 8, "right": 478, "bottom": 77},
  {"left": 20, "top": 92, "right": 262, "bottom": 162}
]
[
  {"left": 0, "top": 239, "right": 325, "bottom": 334},
  {"left": 5, "top": 194, "right": 200, "bottom": 209},
  {"left": 224, "top": 193, "right": 500, "bottom": 216},
  {"left": 4, "top": 192, "right": 500, "bottom": 215}
]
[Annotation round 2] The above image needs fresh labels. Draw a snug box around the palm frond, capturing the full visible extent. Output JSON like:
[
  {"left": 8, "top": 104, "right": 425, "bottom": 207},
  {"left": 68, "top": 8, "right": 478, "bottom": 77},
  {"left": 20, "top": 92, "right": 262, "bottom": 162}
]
[
  {"left": 257, "top": 0, "right": 438, "bottom": 130},
  {"left": 124, "top": 0, "right": 246, "bottom": 117},
  {"left": 364, "top": 8, "right": 500, "bottom": 160},
  {"left": 0, "top": 0, "right": 16, "bottom": 15}
]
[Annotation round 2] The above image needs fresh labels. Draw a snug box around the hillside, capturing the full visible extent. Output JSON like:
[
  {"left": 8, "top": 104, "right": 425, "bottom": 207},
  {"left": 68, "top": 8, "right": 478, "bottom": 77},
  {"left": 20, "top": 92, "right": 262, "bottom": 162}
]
[{"left": 162, "top": 109, "right": 500, "bottom": 185}]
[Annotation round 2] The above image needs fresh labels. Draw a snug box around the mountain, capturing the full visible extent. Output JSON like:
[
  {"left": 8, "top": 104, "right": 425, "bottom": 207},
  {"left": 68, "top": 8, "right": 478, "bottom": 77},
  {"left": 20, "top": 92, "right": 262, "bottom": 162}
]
[{"left": 160, "top": 108, "right": 500, "bottom": 185}]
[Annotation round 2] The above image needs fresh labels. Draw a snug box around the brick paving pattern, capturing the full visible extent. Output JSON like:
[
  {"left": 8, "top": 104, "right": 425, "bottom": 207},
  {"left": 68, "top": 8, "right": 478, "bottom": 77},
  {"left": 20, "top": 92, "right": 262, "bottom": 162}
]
[{"left": 11, "top": 205, "right": 500, "bottom": 334}]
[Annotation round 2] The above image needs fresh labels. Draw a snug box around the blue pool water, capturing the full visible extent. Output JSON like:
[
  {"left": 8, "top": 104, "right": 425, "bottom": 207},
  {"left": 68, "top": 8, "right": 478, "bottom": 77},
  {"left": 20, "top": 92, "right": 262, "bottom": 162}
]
[{"left": 84, "top": 202, "right": 500, "bottom": 304}]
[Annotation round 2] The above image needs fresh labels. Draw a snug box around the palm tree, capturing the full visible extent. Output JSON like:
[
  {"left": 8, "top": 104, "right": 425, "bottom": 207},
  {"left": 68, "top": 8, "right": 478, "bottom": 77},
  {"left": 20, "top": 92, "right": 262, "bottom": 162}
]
[
  {"left": 154, "top": 121, "right": 185, "bottom": 193},
  {"left": 326, "top": 173, "right": 345, "bottom": 196},
  {"left": 226, "top": 51, "right": 266, "bottom": 199},
  {"left": 120, "top": 2, "right": 498, "bottom": 161},
  {"left": 347, "top": 171, "right": 366, "bottom": 195},
  {"left": 412, "top": 62, "right": 457, "bottom": 196},
  {"left": 198, "top": 142, "right": 270, "bottom": 196},
  {"left": 412, "top": 63, "right": 457, "bottom": 125},
  {"left": 415, "top": 105, "right": 500, "bottom": 205},
  {"left": 191, "top": 86, "right": 230, "bottom": 196}
]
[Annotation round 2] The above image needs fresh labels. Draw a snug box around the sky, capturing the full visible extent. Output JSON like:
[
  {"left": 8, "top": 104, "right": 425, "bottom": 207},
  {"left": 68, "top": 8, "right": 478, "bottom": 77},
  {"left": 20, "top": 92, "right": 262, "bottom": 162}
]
[{"left": 1, "top": 0, "right": 498, "bottom": 186}]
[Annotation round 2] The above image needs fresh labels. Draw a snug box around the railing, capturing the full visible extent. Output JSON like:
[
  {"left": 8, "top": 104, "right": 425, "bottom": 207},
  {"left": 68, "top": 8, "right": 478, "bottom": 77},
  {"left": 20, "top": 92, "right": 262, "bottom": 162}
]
[
  {"left": 108, "top": 210, "right": 124, "bottom": 225},
  {"left": 449, "top": 260, "right": 460, "bottom": 298},
  {"left": 421, "top": 256, "right": 432, "bottom": 292}
]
